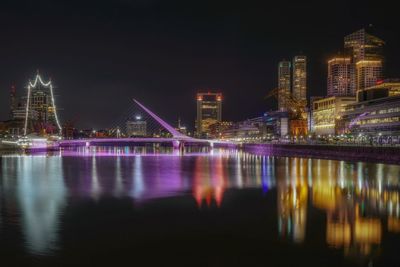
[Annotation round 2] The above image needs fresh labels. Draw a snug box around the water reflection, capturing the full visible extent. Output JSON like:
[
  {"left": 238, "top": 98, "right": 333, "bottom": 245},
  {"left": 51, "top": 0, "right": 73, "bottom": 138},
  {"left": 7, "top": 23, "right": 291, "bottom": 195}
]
[
  {"left": 1, "top": 155, "right": 66, "bottom": 255},
  {"left": 0, "top": 147, "right": 399, "bottom": 262}
]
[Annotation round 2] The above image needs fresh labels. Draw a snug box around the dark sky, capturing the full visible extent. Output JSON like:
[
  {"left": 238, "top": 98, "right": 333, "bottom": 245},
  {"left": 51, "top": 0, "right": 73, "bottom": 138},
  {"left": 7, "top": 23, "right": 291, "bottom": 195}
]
[{"left": 1, "top": 0, "right": 399, "bottom": 130}]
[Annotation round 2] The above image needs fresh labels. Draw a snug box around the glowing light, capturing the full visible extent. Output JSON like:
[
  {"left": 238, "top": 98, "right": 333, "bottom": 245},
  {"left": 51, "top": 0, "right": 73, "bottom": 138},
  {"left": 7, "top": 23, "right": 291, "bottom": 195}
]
[{"left": 23, "top": 85, "right": 31, "bottom": 136}]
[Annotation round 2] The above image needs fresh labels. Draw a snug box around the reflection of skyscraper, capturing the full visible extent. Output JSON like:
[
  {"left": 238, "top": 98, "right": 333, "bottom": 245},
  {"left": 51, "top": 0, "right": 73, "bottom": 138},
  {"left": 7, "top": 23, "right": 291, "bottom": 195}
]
[
  {"left": 17, "top": 157, "right": 66, "bottom": 255},
  {"left": 277, "top": 158, "right": 308, "bottom": 243},
  {"left": 311, "top": 160, "right": 386, "bottom": 258},
  {"left": 196, "top": 92, "right": 222, "bottom": 138},
  {"left": 292, "top": 56, "right": 307, "bottom": 104},
  {"left": 278, "top": 60, "right": 291, "bottom": 111},
  {"left": 277, "top": 184, "right": 308, "bottom": 243},
  {"left": 193, "top": 156, "right": 226, "bottom": 207},
  {"left": 344, "top": 28, "right": 385, "bottom": 91}
]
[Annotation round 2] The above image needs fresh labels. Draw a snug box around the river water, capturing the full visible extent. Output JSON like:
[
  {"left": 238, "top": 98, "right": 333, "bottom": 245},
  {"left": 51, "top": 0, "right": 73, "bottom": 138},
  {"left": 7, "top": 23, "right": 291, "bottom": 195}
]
[{"left": 1, "top": 146, "right": 399, "bottom": 266}]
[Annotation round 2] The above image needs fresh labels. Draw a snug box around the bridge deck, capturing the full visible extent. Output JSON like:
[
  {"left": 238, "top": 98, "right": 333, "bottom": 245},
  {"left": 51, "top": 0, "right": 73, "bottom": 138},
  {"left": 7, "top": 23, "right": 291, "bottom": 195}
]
[{"left": 59, "top": 137, "right": 235, "bottom": 147}]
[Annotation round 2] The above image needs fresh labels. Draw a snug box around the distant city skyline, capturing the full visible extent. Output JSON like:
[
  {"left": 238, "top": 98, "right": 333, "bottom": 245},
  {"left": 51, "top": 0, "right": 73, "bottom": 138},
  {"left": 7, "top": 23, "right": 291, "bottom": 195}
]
[{"left": 0, "top": 0, "right": 399, "bottom": 130}]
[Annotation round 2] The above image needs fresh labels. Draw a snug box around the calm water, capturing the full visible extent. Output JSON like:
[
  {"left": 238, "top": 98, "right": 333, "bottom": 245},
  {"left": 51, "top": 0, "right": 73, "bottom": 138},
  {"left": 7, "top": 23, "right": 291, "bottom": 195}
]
[{"left": 1, "top": 147, "right": 400, "bottom": 267}]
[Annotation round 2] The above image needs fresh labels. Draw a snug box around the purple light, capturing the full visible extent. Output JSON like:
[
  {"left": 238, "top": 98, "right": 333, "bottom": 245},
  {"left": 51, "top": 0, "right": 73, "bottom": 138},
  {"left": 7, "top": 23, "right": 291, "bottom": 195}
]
[{"left": 58, "top": 99, "right": 237, "bottom": 148}]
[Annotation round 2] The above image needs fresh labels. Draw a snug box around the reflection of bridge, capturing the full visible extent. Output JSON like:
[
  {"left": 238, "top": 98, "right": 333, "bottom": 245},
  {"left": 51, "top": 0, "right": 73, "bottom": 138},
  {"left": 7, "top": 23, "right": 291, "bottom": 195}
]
[{"left": 59, "top": 99, "right": 235, "bottom": 148}]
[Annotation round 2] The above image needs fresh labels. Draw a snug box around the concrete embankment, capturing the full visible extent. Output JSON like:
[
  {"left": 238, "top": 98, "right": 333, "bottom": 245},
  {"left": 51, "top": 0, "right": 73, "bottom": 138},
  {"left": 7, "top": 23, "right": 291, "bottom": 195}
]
[{"left": 243, "top": 143, "right": 400, "bottom": 165}]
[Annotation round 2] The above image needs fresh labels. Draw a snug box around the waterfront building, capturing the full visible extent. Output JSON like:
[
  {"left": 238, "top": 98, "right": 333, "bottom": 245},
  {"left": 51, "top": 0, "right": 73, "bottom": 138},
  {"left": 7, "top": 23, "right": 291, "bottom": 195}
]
[
  {"left": 208, "top": 121, "right": 233, "bottom": 139},
  {"left": 278, "top": 60, "right": 291, "bottom": 111},
  {"left": 1, "top": 76, "right": 61, "bottom": 136},
  {"left": 309, "top": 96, "right": 324, "bottom": 132},
  {"left": 220, "top": 119, "right": 262, "bottom": 141},
  {"left": 327, "top": 57, "right": 352, "bottom": 96},
  {"left": 344, "top": 28, "right": 385, "bottom": 91},
  {"left": 312, "top": 96, "right": 356, "bottom": 136},
  {"left": 0, "top": 119, "right": 24, "bottom": 136},
  {"left": 126, "top": 120, "right": 147, "bottom": 137},
  {"left": 341, "top": 81, "right": 400, "bottom": 143},
  {"left": 263, "top": 111, "right": 289, "bottom": 138},
  {"left": 196, "top": 92, "right": 222, "bottom": 138},
  {"left": 292, "top": 55, "right": 307, "bottom": 104},
  {"left": 23, "top": 73, "right": 62, "bottom": 135},
  {"left": 219, "top": 113, "right": 289, "bottom": 141},
  {"left": 356, "top": 79, "right": 400, "bottom": 102}
]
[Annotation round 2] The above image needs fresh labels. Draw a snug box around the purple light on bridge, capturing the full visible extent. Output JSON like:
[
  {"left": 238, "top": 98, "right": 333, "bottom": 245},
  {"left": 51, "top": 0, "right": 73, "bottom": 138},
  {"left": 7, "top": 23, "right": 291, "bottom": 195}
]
[{"left": 57, "top": 99, "right": 237, "bottom": 149}]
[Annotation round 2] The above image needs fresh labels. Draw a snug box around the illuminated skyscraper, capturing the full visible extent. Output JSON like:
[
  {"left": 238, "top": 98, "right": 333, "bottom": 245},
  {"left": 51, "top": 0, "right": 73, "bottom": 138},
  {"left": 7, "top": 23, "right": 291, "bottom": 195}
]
[
  {"left": 292, "top": 55, "right": 307, "bottom": 104},
  {"left": 355, "top": 60, "right": 384, "bottom": 91},
  {"left": 196, "top": 92, "right": 222, "bottom": 138},
  {"left": 327, "top": 57, "right": 352, "bottom": 96},
  {"left": 344, "top": 28, "right": 385, "bottom": 91},
  {"left": 23, "top": 73, "right": 62, "bottom": 135},
  {"left": 278, "top": 60, "right": 291, "bottom": 111}
]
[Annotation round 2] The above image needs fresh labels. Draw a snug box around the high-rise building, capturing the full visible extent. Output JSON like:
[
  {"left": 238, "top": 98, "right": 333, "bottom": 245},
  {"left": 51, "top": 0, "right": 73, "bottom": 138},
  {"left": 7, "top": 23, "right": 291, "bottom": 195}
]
[
  {"left": 196, "top": 92, "right": 222, "bottom": 138},
  {"left": 126, "top": 119, "right": 147, "bottom": 137},
  {"left": 327, "top": 57, "right": 352, "bottom": 96},
  {"left": 355, "top": 60, "right": 384, "bottom": 91},
  {"left": 292, "top": 55, "right": 307, "bottom": 104},
  {"left": 278, "top": 60, "right": 291, "bottom": 111},
  {"left": 344, "top": 28, "right": 385, "bottom": 91},
  {"left": 24, "top": 73, "right": 62, "bottom": 135}
]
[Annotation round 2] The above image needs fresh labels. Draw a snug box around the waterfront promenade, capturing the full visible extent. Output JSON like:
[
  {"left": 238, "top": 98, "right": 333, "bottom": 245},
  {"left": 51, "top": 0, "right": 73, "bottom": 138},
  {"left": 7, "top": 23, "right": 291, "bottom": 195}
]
[
  {"left": 2, "top": 137, "right": 399, "bottom": 164},
  {"left": 243, "top": 143, "right": 400, "bottom": 164}
]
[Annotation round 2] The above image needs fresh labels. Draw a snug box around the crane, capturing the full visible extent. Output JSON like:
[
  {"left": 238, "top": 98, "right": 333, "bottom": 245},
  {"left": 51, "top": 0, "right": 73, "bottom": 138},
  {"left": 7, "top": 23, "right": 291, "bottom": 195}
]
[
  {"left": 265, "top": 88, "right": 307, "bottom": 120},
  {"left": 265, "top": 88, "right": 308, "bottom": 136}
]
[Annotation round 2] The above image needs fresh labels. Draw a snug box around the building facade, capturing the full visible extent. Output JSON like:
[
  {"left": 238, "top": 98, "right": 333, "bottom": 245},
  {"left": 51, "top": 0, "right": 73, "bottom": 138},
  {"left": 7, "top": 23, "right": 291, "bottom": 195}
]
[
  {"left": 355, "top": 60, "right": 384, "bottom": 92},
  {"left": 344, "top": 28, "right": 385, "bottom": 92},
  {"left": 357, "top": 79, "right": 400, "bottom": 102},
  {"left": 278, "top": 60, "right": 291, "bottom": 111},
  {"left": 126, "top": 120, "right": 147, "bottom": 137},
  {"left": 23, "top": 74, "right": 62, "bottom": 135},
  {"left": 312, "top": 96, "right": 356, "bottom": 136},
  {"left": 327, "top": 57, "right": 352, "bottom": 96},
  {"left": 341, "top": 81, "right": 400, "bottom": 143},
  {"left": 292, "top": 55, "right": 307, "bottom": 104},
  {"left": 263, "top": 111, "right": 289, "bottom": 138},
  {"left": 208, "top": 121, "right": 233, "bottom": 139},
  {"left": 196, "top": 92, "right": 222, "bottom": 138},
  {"left": 309, "top": 96, "right": 324, "bottom": 132}
]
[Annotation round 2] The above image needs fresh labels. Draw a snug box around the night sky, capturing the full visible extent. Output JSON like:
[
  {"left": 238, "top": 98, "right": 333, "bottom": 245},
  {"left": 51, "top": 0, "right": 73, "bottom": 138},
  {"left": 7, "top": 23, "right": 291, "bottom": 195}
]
[{"left": 0, "top": 0, "right": 399, "bottom": 130}]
